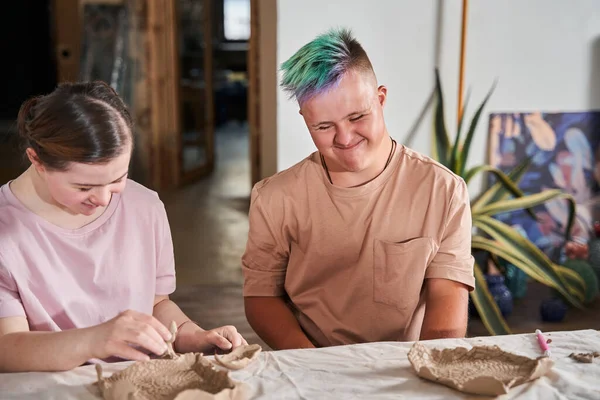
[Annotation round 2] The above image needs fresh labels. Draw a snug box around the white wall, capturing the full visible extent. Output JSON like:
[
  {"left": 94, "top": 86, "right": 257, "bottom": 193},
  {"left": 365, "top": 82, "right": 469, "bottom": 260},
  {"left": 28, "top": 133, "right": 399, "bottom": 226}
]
[
  {"left": 275, "top": 0, "right": 600, "bottom": 194},
  {"left": 276, "top": 0, "right": 461, "bottom": 170},
  {"left": 461, "top": 0, "right": 600, "bottom": 193}
]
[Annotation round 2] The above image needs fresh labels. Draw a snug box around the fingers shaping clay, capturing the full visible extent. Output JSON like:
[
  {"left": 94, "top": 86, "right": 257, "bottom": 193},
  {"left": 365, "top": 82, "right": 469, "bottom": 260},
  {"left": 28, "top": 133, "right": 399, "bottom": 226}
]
[
  {"left": 161, "top": 321, "right": 178, "bottom": 360},
  {"left": 94, "top": 321, "right": 257, "bottom": 399}
]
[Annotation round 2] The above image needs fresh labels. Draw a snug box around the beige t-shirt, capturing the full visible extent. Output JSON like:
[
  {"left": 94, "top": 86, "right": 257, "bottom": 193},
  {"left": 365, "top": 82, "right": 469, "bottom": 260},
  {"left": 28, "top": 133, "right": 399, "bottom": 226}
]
[{"left": 242, "top": 144, "right": 475, "bottom": 346}]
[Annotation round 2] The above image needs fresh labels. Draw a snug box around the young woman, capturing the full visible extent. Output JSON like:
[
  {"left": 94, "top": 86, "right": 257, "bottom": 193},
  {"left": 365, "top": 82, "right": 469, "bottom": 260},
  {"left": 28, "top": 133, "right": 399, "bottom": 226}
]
[{"left": 0, "top": 81, "right": 246, "bottom": 372}]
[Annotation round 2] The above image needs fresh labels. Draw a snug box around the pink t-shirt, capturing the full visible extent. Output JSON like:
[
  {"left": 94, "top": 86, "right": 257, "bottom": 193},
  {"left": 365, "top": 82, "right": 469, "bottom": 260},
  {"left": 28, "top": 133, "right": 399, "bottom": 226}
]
[{"left": 0, "top": 179, "right": 176, "bottom": 331}]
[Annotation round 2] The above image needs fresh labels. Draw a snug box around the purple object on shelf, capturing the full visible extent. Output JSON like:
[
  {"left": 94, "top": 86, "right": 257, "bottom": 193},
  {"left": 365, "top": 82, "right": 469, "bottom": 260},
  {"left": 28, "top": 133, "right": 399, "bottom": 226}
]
[
  {"left": 540, "top": 297, "right": 568, "bottom": 322},
  {"left": 485, "top": 274, "right": 514, "bottom": 317}
]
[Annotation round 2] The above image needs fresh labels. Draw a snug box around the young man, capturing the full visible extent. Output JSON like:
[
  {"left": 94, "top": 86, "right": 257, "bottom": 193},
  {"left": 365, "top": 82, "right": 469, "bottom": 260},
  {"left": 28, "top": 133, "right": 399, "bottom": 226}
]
[{"left": 242, "top": 28, "right": 475, "bottom": 350}]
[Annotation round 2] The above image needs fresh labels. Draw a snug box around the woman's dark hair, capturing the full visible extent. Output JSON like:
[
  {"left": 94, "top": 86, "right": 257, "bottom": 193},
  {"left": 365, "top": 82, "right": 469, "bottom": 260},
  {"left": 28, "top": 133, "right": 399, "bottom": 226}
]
[{"left": 16, "top": 81, "right": 133, "bottom": 171}]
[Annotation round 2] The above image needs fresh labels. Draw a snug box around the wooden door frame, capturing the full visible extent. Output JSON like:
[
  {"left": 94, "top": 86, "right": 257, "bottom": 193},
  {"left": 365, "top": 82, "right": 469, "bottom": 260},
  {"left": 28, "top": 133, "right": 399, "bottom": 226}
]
[
  {"left": 249, "top": 0, "right": 277, "bottom": 186},
  {"left": 179, "top": 0, "right": 216, "bottom": 185},
  {"left": 147, "top": 0, "right": 181, "bottom": 190},
  {"left": 53, "top": 0, "right": 82, "bottom": 82}
]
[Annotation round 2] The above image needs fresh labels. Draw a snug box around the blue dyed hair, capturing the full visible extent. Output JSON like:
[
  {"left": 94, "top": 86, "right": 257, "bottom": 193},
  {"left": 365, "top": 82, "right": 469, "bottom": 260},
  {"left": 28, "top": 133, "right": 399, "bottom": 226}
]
[{"left": 280, "top": 27, "right": 375, "bottom": 105}]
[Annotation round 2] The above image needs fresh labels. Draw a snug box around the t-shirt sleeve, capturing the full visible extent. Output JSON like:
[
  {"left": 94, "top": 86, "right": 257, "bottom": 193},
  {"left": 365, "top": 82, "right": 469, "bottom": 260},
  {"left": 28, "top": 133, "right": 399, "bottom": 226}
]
[
  {"left": 425, "top": 178, "right": 475, "bottom": 291},
  {"left": 155, "top": 202, "right": 177, "bottom": 296},
  {"left": 0, "top": 257, "right": 26, "bottom": 318},
  {"left": 242, "top": 185, "right": 289, "bottom": 297}
]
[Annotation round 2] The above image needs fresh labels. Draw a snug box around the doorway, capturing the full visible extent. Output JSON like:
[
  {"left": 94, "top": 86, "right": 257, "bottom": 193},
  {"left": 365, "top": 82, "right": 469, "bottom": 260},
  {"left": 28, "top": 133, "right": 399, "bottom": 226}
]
[
  {"left": 0, "top": 1, "right": 57, "bottom": 185},
  {"left": 51, "top": 0, "right": 268, "bottom": 191}
]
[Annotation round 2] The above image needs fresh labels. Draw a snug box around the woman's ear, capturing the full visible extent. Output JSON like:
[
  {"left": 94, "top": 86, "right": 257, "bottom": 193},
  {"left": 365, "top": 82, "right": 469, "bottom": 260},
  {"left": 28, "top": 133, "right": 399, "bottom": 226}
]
[{"left": 26, "top": 148, "right": 45, "bottom": 174}]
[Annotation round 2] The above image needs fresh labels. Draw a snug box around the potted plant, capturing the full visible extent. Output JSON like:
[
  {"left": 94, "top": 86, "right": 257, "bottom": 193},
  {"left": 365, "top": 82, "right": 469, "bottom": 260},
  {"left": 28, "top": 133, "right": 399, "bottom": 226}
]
[{"left": 431, "top": 69, "right": 588, "bottom": 335}]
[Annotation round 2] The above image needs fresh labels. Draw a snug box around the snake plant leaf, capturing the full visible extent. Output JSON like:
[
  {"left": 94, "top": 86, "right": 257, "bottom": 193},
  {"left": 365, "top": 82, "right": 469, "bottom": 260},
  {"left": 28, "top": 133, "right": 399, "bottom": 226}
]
[
  {"left": 457, "top": 79, "right": 497, "bottom": 177},
  {"left": 467, "top": 165, "right": 537, "bottom": 222},
  {"left": 555, "top": 264, "right": 590, "bottom": 301},
  {"left": 471, "top": 235, "right": 587, "bottom": 305},
  {"left": 449, "top": 88, "right": 471, "bottom": 172},
  {"left": 469, "top": 168, "right": 538, "bottom": 222},
  {"left": 470, "top": 261, "right": 511, "bottom": 335},
  {"left": 432, "top": 69, "right": 451, "bottom": 166},
  {"left": 471, "top": 235, "right": 554, "bottom": 287},
  {"left": 475, "top": 190, "right": 572, "bottom": 218},
  {"left": 474, "top": 158, "right": 531, "bottom": 208},
  {"left": 466, "top": 165, "right": 525, "bottom": 197},
  {"left": 473, "top": 216, "right": 585, "bottom": 306},
  {"left": 475, "top": 190, "right": 576, "bottom": 246}
]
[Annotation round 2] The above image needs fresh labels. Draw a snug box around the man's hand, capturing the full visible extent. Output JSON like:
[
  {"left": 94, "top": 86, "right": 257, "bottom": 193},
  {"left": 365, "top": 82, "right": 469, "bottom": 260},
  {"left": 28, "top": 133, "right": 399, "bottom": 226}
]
[{"left": 420, "top": 278, "right": 469, "bottom": 340}]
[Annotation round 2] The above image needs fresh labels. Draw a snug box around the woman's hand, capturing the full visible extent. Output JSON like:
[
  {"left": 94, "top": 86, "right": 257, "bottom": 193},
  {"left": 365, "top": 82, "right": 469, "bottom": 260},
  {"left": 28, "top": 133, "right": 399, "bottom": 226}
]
[
  {"left": 83, "top": 310, "right": 172, "bottom": 361},
  {"left": 180, "top": 324, "right": 248, "bottom": 354}
]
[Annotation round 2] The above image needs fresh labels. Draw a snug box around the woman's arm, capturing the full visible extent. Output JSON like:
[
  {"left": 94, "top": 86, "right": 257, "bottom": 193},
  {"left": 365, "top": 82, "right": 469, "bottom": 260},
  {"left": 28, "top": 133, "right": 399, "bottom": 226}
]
[
  {"left": 0, "top": 316, "right": 91, "bottom": 372},
  {"left": 153, "top": 295, "right": 247, "bottom": 354},
  {"left": 0, "top": 311, "right": 172, "bottom": 372}
]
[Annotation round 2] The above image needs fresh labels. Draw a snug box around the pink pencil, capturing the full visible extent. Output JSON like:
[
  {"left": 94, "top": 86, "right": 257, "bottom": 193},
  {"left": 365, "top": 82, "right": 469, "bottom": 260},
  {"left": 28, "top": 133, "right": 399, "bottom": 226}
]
[{"left": 536, "top": 329, "right": 551, "bottom": 357}]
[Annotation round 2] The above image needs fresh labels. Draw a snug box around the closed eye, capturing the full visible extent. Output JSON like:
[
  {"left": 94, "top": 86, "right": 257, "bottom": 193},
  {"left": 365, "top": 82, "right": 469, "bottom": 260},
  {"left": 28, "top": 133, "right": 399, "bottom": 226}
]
[
  {"left": 316, "top": 125, "right": 332, "bottom": 131},
  {"left": 78, "top": 188, "right": 92, "bottom": 192},
  {"left": 349, "top": 114, "right": 364, "bottom": 122}
]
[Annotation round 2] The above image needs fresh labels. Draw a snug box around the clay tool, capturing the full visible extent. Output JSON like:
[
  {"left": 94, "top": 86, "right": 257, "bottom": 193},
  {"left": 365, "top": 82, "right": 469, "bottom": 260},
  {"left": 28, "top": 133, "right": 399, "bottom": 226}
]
[{"left": 535, "top": 329, "right": 551, "bottom": 357}]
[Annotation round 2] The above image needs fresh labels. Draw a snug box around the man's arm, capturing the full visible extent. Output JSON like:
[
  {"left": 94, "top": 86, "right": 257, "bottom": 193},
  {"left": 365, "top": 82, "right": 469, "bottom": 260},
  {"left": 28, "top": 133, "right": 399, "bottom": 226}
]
[
  {"left": 420, "top": 278, "right": 469, "bottom": 340},
  {"left": 242, "top": 185, "right": 311, "bottom": 350},
  {"left": 245, "top": 296, "right": 315, "bottom": 350}
]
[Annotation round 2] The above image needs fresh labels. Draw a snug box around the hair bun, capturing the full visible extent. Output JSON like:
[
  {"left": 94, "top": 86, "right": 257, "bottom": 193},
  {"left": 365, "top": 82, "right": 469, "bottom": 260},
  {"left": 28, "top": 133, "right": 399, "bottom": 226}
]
[{"left": 16, "top": 96, "right": 41, "bottom": 141}]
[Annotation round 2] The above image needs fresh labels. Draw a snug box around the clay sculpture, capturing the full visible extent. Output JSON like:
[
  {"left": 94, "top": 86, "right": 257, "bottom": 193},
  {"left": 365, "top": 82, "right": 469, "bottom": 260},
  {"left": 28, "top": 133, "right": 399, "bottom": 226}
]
[
  {"left": 95, "top": 353, "right": 248, "bottom": 400},
  {"left": 408, "top": 342, "right": 554, "bottom": 396},
  {"left": 214, "top": 344, "right": 262, "bottom": 370},
  {"left": 95, "top": 321, "right": 258, "bottom": 399}
]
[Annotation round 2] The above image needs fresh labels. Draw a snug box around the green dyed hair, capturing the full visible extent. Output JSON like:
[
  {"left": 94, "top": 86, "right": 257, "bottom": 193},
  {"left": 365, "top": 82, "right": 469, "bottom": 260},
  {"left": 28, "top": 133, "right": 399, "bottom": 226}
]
[{"left": 280, "top": 27, "right": 375, "bottom": 105}]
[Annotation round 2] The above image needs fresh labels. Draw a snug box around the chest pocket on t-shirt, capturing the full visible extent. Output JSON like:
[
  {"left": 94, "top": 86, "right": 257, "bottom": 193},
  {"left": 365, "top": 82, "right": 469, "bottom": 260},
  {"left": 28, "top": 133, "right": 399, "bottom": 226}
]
[{"left": 373, "top": 237, "right": 437, "bottom": 311}]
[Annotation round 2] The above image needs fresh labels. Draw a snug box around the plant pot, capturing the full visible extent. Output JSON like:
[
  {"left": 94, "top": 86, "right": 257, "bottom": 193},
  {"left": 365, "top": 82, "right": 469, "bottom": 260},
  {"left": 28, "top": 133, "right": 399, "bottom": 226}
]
[
  {"left": 485, "top": 274, "right": 513, "bottom": 317},
  {"left": 539, "top": 297, "right": 568, "bottom": 322},
  {"left": 504, "top": 263, "right": 528, "bottom": 299}
]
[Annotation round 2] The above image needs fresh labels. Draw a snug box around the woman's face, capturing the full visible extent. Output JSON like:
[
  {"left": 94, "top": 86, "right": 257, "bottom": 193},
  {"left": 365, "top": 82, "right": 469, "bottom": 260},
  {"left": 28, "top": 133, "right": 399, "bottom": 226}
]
[{"left": 39, "top": 144, "right": 131, "bottom": 216}]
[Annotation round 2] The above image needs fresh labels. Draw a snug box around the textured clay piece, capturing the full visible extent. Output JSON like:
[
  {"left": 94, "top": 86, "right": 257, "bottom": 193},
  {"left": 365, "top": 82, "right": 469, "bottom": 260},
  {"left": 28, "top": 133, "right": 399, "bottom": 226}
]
[
  {"left": 161, "top": 321, "right": 178, "bottom": 360},
  {"left": 569, "top": 352, "right": 600, "bottom": 363},
  {"left": 214, "top": 344, "right": 262, "bottom": 370},
  {"left": 95, "top": 353, "right": 248, "bottom": 400},
  {"left": 408, "top": 342, "right": 554, "bottom": 396}
]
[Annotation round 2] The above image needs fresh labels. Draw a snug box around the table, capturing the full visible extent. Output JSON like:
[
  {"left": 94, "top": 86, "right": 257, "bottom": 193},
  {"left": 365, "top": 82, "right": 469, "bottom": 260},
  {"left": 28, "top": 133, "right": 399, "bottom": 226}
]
[{"left": 1, "top": 329, "right": 599, "bottom": 399}]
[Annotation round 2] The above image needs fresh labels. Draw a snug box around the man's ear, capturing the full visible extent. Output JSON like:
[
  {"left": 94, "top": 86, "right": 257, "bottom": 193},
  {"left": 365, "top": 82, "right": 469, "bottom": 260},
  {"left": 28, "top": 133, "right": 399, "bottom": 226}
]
[
  {"left": 26, "top": 148, "right": 45, "bottom": 174},
  {"left": 377, "top": 85, "right": 388, "bottom": 108}
]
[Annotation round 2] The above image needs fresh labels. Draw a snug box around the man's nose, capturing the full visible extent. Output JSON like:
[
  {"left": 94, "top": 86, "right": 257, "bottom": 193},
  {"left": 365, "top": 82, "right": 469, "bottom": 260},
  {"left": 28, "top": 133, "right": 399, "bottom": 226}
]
[{"left": 334, "top": 124, "right": 354, "bottom": 147}]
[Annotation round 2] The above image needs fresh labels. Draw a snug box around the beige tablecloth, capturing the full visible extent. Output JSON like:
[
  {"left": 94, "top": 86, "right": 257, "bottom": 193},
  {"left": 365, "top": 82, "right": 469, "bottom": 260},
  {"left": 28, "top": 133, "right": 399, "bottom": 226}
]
[{"left": 1, "top": 329, "right": 599, "bottom": 399}]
